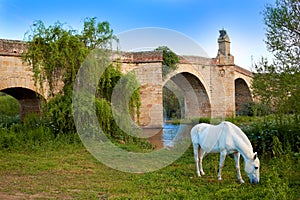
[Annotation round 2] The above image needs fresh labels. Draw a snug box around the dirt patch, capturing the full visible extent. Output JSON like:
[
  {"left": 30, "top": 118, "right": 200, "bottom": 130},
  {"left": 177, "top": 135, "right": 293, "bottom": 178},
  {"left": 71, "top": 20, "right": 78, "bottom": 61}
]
[{"left": 0, "top": 192, "right": 55, "bottom": 199}]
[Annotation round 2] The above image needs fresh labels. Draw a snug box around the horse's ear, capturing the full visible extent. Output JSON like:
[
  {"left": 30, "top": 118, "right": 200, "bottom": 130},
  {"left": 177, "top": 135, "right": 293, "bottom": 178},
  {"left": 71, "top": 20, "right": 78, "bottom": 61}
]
[{"left": 253, "top": 152, "right": 257, "bottom": 160}]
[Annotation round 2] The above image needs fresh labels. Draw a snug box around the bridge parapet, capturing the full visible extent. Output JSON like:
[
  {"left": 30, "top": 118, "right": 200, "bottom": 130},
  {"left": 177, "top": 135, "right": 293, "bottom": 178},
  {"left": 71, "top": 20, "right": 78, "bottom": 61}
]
[
  {"left": 234, "top": 65, "right": 253, "bottom": 78},
  {"left": 179, "top": 55, "right": 212, "bottom": 65},
  {"left": 112, "top": 51, "right": 163, "bottom": 63},
  {"left": 0, "top": 39, "right": 27, "bottom": 56}
]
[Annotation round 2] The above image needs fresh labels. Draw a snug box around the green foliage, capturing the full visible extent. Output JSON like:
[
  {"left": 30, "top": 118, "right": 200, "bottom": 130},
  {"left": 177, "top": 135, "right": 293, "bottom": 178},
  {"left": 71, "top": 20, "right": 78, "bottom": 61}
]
[
  {"left": 237, "top": 101, "right": 273, "bottom": 117},
  {"left": 23, "top": 17, "right": 114, "bottom": 96},
  {"left": 22, "top": 18, "right": 142, "bottom": 145},
  {"left": 261, "top": 167, "right": 290, "bottom": 199},
  {"left": 95, "top": 97, "right": 150, "bottom": 150},
  {"left": 190, "top": 117, "right": 211, "bottom": 125},
  {"left": 241, "top": 116, "right": 300, "bottom": 157},
  {"left": 0, "top": 93, "right": 20, "bottom": 126},
  {"left": 108, "top": 67, "right": 141, "bottom": 121},
  {"left": 43, "top": 92, "right": 75, "bottom": 134},
  {"left": 0, "top": 114, "right": 81, "bottom": 151},
  {"left": 252, "top": 58, "right": 300, "bottom": 115},
  {"left": 264, "top": 0, "right": 300, "bottom": 70},
  {"left": 0, "top": 93, "right": 19, "bottom": 117},
  {"left": 253, "top": 1, "right": 300, "bottom": 116},
  {"left": 97, "top": 63, "right": 122, "bottom": 101},
  {"left": 95, "top": 98, "right": 113, "bottom": 135},
  {"left": 155, "top": 46, "right": 179, "bottom": 77},
  {"left": 163, "top": 87, "right": 183, "bottom": 119},
  {"left": 22, "top": 18, "right": 114, "bottom": 134}
]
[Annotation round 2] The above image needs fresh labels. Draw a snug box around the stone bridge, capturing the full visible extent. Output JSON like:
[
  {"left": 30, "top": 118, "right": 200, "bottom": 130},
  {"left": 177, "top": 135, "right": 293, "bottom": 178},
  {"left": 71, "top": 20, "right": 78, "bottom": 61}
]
[{"left": 0, "top": 30, "right": 253, "bottom": 128}]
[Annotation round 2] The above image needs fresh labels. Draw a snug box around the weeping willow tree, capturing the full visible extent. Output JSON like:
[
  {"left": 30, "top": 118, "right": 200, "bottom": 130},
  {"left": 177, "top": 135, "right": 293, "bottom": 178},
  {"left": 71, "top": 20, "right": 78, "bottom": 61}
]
[{"left": 23, "top": 18, "right": 141, "bottom": 141}]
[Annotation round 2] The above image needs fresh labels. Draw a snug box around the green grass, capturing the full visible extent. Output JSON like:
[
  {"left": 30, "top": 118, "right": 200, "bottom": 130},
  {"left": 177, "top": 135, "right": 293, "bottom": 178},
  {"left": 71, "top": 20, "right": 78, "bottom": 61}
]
[
  {"left": 0, "top": 145, "right": 299, "bottom": 199},
  {"left": 0, "top": 93, "right": 20, "bottom": 126},
  {"left": 0, "top": 95, "right": 299, "bottom": 199},
  {"left": 0, "top": 93, "right": 19, "bottom": 117}
]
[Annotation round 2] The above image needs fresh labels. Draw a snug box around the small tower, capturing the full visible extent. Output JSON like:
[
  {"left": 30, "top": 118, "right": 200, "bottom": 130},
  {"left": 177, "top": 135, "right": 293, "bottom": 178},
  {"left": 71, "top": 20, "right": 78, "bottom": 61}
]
[{"left": 217, "top": 29, "right": 234, "bottom": 65}]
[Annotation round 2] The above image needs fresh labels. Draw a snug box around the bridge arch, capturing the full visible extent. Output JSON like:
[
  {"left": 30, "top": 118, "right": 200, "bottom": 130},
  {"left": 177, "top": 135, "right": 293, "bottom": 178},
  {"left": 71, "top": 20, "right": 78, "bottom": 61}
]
[
  {"left": 162, "top": 64, "right": 210, "bottom": 98},
  {"left": 235, "top": 78, "right": 253, "bottom": 115},
  {"left": 0, "top": 86, "right": 44, "bottom": 121},
  {"left": 163, "top": 71, "right": 211, "bottom": 119}
]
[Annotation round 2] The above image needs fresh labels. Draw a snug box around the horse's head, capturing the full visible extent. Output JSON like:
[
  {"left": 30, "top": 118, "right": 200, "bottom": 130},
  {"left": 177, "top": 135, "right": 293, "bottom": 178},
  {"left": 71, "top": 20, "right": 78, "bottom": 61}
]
[{"left": 244, "top": 152, "right": 260, "bottom": 184}]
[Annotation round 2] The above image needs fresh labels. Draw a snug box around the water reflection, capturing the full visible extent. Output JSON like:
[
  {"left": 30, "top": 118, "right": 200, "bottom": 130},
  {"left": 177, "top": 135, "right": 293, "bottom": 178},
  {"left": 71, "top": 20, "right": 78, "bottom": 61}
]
[{"left": 147, "top": 123, "right": 189, "bottom": 149}]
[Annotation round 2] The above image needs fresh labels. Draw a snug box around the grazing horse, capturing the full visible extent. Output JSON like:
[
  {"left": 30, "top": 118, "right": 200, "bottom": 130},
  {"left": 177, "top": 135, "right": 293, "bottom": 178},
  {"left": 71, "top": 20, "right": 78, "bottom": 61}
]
[{"left": 190, "top": 121, "right": 260, "bottom": 184}]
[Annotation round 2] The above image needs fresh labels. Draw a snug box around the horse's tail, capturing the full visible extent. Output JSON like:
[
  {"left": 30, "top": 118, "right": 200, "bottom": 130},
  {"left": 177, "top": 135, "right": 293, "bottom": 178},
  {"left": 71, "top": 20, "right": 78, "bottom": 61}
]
[
  {"left": 191, "top": 125, "right": 201, "bottom": 160},
  {"left": 191, "top": 124, "right": 200, "bottom": 144}
]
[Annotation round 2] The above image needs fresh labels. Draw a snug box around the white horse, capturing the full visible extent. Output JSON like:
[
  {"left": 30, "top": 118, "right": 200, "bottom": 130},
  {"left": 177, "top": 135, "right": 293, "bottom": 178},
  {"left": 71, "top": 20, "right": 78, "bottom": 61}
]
[{"left": 190, "top": 121, "right": 260, "bottom": 184}]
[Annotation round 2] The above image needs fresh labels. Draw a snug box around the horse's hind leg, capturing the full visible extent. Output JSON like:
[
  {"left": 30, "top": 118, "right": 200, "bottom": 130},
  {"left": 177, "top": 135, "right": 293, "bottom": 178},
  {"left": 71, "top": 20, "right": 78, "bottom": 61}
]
[
  {"left": 218, "top": 150, "right": 227, "bottom": 181},
  {"left": 193, "top": 143, "right": 201, "bottom": 176},
  {"left": 199, "top": 148, "right": 206, "bottom": 176}
]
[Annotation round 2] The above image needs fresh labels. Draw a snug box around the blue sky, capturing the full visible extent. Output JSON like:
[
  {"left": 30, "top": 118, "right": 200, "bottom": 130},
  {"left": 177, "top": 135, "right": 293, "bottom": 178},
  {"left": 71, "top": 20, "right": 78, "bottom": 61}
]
[{"left": 0, "top": 0, "right": 275, "bottom": 70}]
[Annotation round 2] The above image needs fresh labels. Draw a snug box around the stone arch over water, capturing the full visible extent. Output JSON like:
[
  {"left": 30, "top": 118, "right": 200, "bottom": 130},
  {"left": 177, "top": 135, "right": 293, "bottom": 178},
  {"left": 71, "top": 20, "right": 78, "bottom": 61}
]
[{"left": 163, "top": 72, "right": 211, "bottom": 119}]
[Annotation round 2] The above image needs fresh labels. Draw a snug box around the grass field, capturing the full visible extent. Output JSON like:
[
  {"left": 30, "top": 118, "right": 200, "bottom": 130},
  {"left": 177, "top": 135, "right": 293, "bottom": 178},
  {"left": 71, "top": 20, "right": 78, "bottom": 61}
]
[
  {"left": 0, "top": 94, "right": 299, "bottom": 199},
  {"left": 0, "top": 143, "right": 299, "bottom": 199}
]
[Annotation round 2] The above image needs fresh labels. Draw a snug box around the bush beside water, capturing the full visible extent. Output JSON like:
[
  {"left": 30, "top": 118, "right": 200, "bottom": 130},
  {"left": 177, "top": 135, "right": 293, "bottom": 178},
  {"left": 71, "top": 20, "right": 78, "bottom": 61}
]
[{"left": 0, "top": 114, "right": 82, "bottom": 151}]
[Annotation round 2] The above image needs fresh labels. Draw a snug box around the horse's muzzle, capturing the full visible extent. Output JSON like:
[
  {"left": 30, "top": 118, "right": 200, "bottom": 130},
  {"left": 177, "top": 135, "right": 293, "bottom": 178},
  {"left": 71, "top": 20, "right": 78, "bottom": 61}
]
[{"left": 250, "top": 178, "right": 259, "bottom": 184}]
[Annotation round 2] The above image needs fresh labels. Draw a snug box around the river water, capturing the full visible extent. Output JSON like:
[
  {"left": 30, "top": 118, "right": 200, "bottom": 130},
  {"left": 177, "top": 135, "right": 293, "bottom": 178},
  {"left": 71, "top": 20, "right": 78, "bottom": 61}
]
[{"left": 147, "top": 123, "right": 192, "bottom": 149}]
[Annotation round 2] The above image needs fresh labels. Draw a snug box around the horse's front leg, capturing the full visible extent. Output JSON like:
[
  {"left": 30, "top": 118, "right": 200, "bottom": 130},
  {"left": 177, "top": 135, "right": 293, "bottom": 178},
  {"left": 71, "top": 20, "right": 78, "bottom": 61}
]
[
  {"left": 234, "top": 152, "right": 245, "bottom": 183},
  {"left": 218, "top": 150, "right": 227, "bottom": 181}
]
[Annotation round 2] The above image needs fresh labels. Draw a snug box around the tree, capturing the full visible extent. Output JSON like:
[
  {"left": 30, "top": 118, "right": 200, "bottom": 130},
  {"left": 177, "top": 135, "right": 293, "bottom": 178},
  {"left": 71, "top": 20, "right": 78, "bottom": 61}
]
[
  {"left": 155, "top": 46, "right": 179, "bottom": 77},
  {"left": 23, "top": 18, "right": 141, "bottom": 137},
  {"left": 23, "top": 17, "right": 114, "bottom": 97},
  {"left": 252, "top": 0, "right": 300, "bottom": 115},
  {"left": 264, "top": 0, "right": 300, "bottom": 71}
]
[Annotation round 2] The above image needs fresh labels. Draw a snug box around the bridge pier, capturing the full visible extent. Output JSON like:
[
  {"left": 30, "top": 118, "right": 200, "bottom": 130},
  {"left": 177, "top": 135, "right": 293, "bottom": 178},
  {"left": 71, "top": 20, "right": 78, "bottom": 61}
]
[{"left": 19, "top": 98, "right": 42, "bottom": 121}]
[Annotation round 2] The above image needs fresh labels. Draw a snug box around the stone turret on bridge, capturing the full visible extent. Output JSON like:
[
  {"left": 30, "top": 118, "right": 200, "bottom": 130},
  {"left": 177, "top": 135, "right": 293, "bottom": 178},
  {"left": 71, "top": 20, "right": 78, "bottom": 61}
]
[
  {"left": 0, "top": 30, "right": 253, "bottom": 127},
  {"left": 217, "top": 29, "right": 234, "bottom": 65}
]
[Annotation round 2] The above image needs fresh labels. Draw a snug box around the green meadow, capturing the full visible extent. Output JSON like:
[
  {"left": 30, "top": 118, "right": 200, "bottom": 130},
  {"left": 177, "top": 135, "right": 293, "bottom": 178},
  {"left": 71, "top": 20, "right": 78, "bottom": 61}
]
[
  {"left": 0, "top": 94, "right": 299, "bottom": 199},
  {"left": 0, "top": 143, "right": 299, "bottom": 199}
]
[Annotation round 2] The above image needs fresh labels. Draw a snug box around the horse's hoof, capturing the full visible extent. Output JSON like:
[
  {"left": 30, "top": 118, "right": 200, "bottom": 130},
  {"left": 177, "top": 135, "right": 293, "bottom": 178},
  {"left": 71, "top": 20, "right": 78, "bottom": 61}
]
[
  {"left": 218, "top": 177, "right": 222, "bottom": 181},
  {"left": 239, "top": 179, "right": 245, "bottom": 184}
]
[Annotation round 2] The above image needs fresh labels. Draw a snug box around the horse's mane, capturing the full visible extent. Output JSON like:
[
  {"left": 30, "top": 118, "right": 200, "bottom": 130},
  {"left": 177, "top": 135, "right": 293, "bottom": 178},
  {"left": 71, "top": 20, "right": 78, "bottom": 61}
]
[{"left": 224, "top": 121, "right": 253, "bottom": 151}]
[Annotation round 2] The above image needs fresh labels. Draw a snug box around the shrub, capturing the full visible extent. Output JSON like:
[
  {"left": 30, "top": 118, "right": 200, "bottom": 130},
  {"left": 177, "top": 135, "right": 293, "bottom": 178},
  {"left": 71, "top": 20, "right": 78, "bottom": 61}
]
[
  {"left": 241, "top": 116, "right": 300, "bottom": 156},
  {"left": 0, "top": 114, "right": 81, "bottom": 151},
  {"left": 0, "top": 93, "right": 19, "bottom": 117},
  {"left": 237, "top": 102, "right": 272, "bottom": 116}
]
